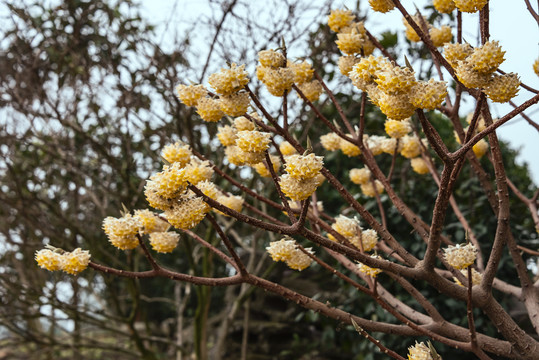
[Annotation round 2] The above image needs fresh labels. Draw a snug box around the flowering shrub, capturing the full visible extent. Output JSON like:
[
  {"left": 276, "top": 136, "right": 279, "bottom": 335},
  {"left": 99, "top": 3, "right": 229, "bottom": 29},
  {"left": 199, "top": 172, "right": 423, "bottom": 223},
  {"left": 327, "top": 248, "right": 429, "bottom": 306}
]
[{"left": 34, "top": 1, "right": 539, "bottom": 359}]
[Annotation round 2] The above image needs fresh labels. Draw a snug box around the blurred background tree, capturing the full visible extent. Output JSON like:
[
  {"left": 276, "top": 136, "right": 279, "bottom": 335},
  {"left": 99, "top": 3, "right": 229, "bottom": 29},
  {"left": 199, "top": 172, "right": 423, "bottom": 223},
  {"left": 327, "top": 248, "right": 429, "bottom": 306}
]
[{"left": 1, "top": 0, "right": 537, "bottom": 359}]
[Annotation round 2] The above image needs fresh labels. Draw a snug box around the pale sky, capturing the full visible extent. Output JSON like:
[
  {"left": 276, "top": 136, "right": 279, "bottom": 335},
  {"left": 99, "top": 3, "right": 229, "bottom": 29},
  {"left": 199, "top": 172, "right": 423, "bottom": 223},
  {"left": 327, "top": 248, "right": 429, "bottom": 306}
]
[{"left": 141, "top": 0, "right": 539, "bottom": 185}]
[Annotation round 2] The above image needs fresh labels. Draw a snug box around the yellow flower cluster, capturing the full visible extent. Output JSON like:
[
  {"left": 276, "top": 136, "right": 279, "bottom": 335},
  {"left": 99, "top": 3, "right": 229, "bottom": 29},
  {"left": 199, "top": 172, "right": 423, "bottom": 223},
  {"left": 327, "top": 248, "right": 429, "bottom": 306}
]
[
  {"left": 329, "top": 215, "right": 379, "bottom": 251},
  {"left": 349, "top": 56, "right": 447, "bottom": 119},
  {"left": 361, "top": 180, "right": 385, "bottom": 197},
  {"left": 164, "top": 196, "right": 210, "bottom": 229},
  {"left": 433, "top": 0, "right": 456, "bottom": 13},
  {"left": 258, "top": 49, "right": 286, "bottom": 68},
  {"left": 453, "top": 0, "right": 488, "bottom": 13},
  {"left": 443, "top": 243, "right": 477, "bottom": 269},
  {"left": 266, "top": 237, "right": 314, "bottom": 271},
  {"left": 176, "top": 84, "right": 207, "bottom": 107},
  {"left": 385, "top": 118, "right": 412, "bottom": 138},
  {"left": 162, "top": 141, "right": 192, "bottom": 167},
  {"left": 279, "top": 141, "right": 298, "bottom": 156},
  {"left": 219, "top": 92, "right": 251, "bottom": 116},
  {"left": 411, "top": 157, "right": 430, "bottom": 174},
  {"left": 196, "top": 97, "right": 224, "bottom": 122},
  {"left": 429, "top": 26, "right": 452, "bottom": 47},
  {"left": 320, "top": 132, "right": 342, "bottom": 151},
  {"left": 340, "top": 136, "right": 362, "bottom": 156},
  {"left": 400, "top": 135, "right": 422, "bottom": 159},
  {"left": 257, "top": 66, "right": 295, "bottom": 97},
  {"left": 444, "top": 43, "right": 473, "bottom": 68},
  {"left": 472, "top": 138, "right": 489, "bottom": 159},
  {"left": 484, "top": 73, "right": 520, "bottom": 103},
  {"left": 208, "top": 63, "right": 250, "bottom": 95},
  {"left": 284, "top": 153, "right": 324, "bottom": 180},
  {"left": 381, "top": 137, "right": 400, "bottom": 154},
  {"left": 297, "top": 80, "right": 323, "bottom": 102},
  {"left": 368, "top": 0, "right": 395, "bottom": 13},
  {"left": 253, "top": 155, "right": 281, "bottom": 177},
  {"left": 134, "top": 209, "right": 169, "bottom": 234},
  {"left": 328, "top": 10, "right": 374, "bottom": 58},
  {"left": 349, "top": 167, "right": 371, "bottom": 185},
  {"left": 236, "top": 130, "right": 271, "bottom": 153},
  {"left": 407, "top": 342, "right": 434, "bottom": 360},
  {"left": 280, "top": 174, "right": 325, "bottom": 201},
  {"left": 35, "top": 248, "right": 91, "bottom": 275},
  {"left": 534, "top": 58, "right": 539, "bottom": 76},
  {"left": 217, "top": 125, "right": 237, "bottom": 146},
  {"left": 103, "top": 214, "right": 142, "bottom": 249},
  {"left": 454, "top": 268, "right": 483, "bottom": 287},
  {"left": 338, "top": 55, "right": 360, "bottom": 76},
  {"left": 402, "top": 14, "right": 429, "bottom": 43},
  {"left": 357, "top": 254, "right": 383, "bottom": 278},
  {"left": 214, "top": 194, "right": 244, "bottom": 216},
  {"left": 149, "top": 232, "right": 180, "bottom": 253},
  {"left": 410, "top": 79, "right": 448, "bottom": 110}
]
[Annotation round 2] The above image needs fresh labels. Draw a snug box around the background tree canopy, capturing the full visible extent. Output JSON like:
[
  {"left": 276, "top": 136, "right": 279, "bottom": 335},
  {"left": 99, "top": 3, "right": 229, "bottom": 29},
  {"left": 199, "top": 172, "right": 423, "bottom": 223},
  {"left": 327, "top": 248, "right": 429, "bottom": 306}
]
[{"left": 1, "top": 0, "right": 538, "bottom": 359}]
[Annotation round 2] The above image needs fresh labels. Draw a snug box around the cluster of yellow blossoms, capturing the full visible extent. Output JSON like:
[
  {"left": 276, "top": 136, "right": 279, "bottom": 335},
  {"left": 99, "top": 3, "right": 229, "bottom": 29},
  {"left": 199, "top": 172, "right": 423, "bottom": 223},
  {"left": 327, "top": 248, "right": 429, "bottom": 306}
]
[
  {"left": 407, "top": 341, "right": 436, "bottom": 360},
  {"left": 446, "top": 41, "right": 520, "bottom": 102},
  {"left": 357, "top": 254, "right": 384, "bottom": 278},
  {"left": 443, "top": 243, "right": 477, "bottom": 269},
  {"left": 433, "top": 0, "right": 487, "bottom": 14},
  {"left": 328, "top": 215, "right": 379, "bottom": 251},
  {"left": 35, "top": 247, "right": 91, "bottom": 275},
  {"left": 453, "top": 268, "right": 483, "bottom": 287},
  {"left": 256, "top": 49, "right": 323, "bottom": 101},
  {"left": 176, "top": 63, "right": 250, "bottom": 122},
  {"left": 266, "top": 237, "right": 314, "bottom": 271},
  {"left": 454, "top": 113, "right": 490, "bottom": 159},
  {"left": 279, "top": 153, "right": 325, "bottom": 201},
  {"left": 403, "top": 14, "right": 452, "bottom": 47},
  {"left": 534, "top": 58, "right": 539, "bottom": 77},
  {"left": 348, "top": 55, "right": 447, "bottom": 119}
]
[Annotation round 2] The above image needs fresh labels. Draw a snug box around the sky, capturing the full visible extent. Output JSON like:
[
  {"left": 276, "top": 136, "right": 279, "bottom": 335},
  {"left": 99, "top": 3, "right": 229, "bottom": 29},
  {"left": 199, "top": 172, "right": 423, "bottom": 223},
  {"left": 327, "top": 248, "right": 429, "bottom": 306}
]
[{"left": 140, "top": 0, "right": 539, "bottom": 185}]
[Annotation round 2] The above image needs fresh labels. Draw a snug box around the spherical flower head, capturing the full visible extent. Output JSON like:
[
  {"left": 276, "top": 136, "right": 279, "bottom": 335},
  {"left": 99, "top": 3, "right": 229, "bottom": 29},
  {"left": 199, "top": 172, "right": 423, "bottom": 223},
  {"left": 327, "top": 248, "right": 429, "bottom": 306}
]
[
  {"left": 219, "top": 92, "right": 250, "bottom": 116},
  {"left": 279, "top": 173, "right": 324, "bottom": 201},
  {"left": 484, "top": 73, "right": 520, "bottom": 103},
  {"left": 400, "top": 135, "right": 422, "bottom": 159},
  {"left": 403, "top": 15, "right": 430, "bottom": 43},
  {"left": 279, "top": 141, "right": 298, "bottom": 156},
  {"left": 407, "top": 341, "right": 433, "bottom": 360},
  {"left": 433, "top": 0, "right": 456, "bottom": 13},
  {"left": 253, "top": 155, "right": 281, "bottom": 177},
  {"left": 214, "top": 194, "right": 244, "bottom": 216},
  {"left": 467, "top": 41, "right": 505, "bottom": 74},
  {"left": 266, "top": 237, "right": 296, "bottom": 262},
  {"left": 357, "top": 255, "right": 383, "bottom": 277},
  {"left": 146, "top": 162, "right": 188, "bottom": 200},
  {"left": 162, "top": 141, "right": 192, "bottom": 167},
  {"left": 350, "top": 167, "right": 372, "bottom": 185},
  {"left": 385, "top": 118, "right": 412, "bottom": 139},
  {"left": 444, "top": 42, "right": 473, "bottom": 68},
  {"left": 360, "top": 229, "right": 379, "bottom": 251},
  {"left": 349, "top": 56, "right": 391, "bottom": 91},
  {"left": 258, "top": 49, "right": 286, "bottom": 68},
  {"left": 236, "top": 130, "right": 271, "bottom": 153},
  {"left": 35, "top": 249, "right": 64, "bottom": 271},
  {"left": 381, "top": 137, "right": 400, "bottom": 154},
  {"left": 429, "top": 25, "right": 452, "bottom": 47},
  {"left": 165, "top": 196, "right": 209, "bottom": 229},
  {"left": 234, "top": 115, "right": 256, "bottom": 131},
  {"left": 465, "top": 112, "right": 487, "bottom": 132},
  {"left": 379, "top": 92, "right": 416, "bottom": 120},
  {"left": 472, "top": 138, "right": 489, "bottom": 159},
  {"left": 184, "top": 159, "right": 214, "bottom": 185},
  {"left": 443, "top": 243, "right": 477, "bottom": 269},
  {"left": 297, "top": 80, "right": 323, "bottom": 102},
  {"left": 286, "top": 247, "right": 314, "bottom": 271},
  {"left": 327, "top": 9, "right": 355, "bottom": 32},
  {"left": 103, "top": 214, "right": 142, "bottom": 250},
  {"left": 62, "top": 248, "right": 91, "bottom": 275},
  {"left": 261, "top": 67, "right": 295, "bottom": 96},
  {"left": 454, "top": 0, "right": 488, "bottom": 13},
  {"left": 361, "top": 180, "right": 384, "bottom": 197},
  {"left": 375, "top": 65, "right": 417, "bottom": 95},
  {"left": 144, "top": 181, "right": 175, "bottom": 211},
  {"left": 411, "top": 157, "right": 430, "bottom": 175},
  {"left": 534, "top": 58, "right": 539, "bottom": 76},
  {"left": 454, "top": 268, "right": 483, "bottom": 287},
  {"left": 208, "top": 63, "right": 249, "bottom": 95},
  {"left": 284, "top": 153, "right": 324, "bottom": 180},
  {"left": 134, "top": 209, "right": 163, "bottom": 234},
  {"left": 368, "top": 0, "right": 395, "bottom": 13},
  {"left": 196, "top": 97, "right": 224, "bottom": 122},
  {"left": 320, "top": 132, "right": 342, "bottom": 151},
  {"left": 176, "top": 84, "right": 207, "bottom": 107},
  {"left": 455, "top": 61, "right": 491, "bottom": 88},
  {"left": 217, "top": 125, "right": 238, "bottom": 147},
  {"left": 150, "top": 232, "right": 180, "bottom": 253},
  {"left": 289, "top": 60, "right": 314, "bottom": 84},
  {"left": 365, "top": 135, "right": 385, "bottom": 156},
  {"left": 339, "top": 137, "right": 362, "bottom": 157},
  {"left": 338, "top": 56, "right": 360, "bottom": 76},
  {"left": 225, "top": 145, "right": 265, "bottom": 166},
  {"left": 332, "top": 215, "right": 362, "bottom": 239},
  {"left": 410, "top": 79, "right": 447, "bottom": 110},
  {"left": 336, "top": 31, "right": 364, "bottom": 55}
]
